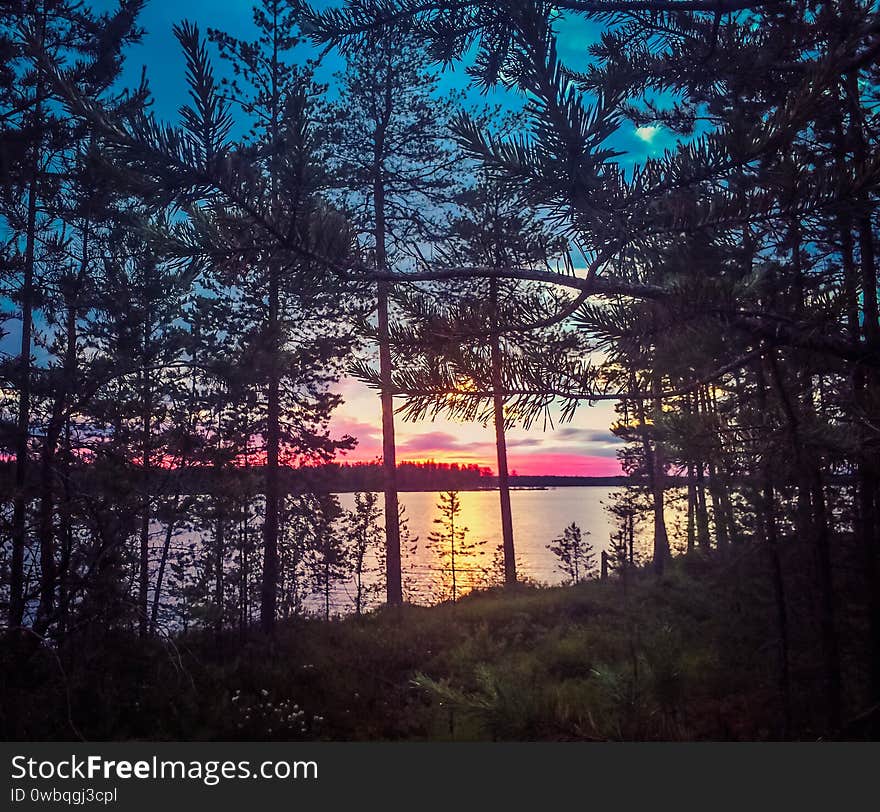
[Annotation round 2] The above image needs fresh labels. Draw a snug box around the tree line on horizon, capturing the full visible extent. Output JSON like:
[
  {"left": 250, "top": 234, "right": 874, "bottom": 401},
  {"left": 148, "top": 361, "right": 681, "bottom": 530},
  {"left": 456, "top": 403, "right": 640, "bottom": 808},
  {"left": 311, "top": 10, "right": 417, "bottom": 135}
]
[
  {"left": 0, "top": 457, "right": 495, "bottom": 491},
  {"left": 1, "top": 0, "right": 879, "bottom": 735}
]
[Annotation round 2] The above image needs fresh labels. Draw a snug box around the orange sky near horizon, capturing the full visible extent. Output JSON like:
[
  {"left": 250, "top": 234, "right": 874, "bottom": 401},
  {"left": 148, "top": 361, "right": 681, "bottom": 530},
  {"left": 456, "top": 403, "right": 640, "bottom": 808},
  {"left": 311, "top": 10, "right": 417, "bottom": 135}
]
[{"left": 330, "top": 378, "right": 624, "bottom": 477}]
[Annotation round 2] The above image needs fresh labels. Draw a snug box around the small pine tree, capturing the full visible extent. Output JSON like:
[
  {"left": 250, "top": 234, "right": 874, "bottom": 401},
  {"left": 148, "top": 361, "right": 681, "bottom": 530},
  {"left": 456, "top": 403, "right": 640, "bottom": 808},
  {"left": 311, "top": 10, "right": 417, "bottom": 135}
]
[
  {"left": 547, "top": 522, "right": 595, "bottom": 585},
  {"left": 306, "top": 494, "right": 348, "bottom": 621},
  {"left": 343, "top": 492, "right": 384, "bottom": 615},
  {"left": 278, "top": 494, "right": 313, "bottom": 620},
  {"left": 426, "top": 491, "right": 486, "bottom": 603},
  {"left": 488, "top": 544, "right": 529, "bottom": 589},
  {"left": 399, "top": 504, "right": 423, "bottom": 604}
]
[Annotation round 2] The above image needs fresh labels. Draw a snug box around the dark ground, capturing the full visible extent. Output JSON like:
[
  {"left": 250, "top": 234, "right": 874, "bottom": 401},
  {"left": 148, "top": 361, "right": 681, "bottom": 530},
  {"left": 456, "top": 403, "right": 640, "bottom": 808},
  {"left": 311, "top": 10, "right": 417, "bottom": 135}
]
[{"left": 2, "top": 546, "right": 876, "bottom": 741}]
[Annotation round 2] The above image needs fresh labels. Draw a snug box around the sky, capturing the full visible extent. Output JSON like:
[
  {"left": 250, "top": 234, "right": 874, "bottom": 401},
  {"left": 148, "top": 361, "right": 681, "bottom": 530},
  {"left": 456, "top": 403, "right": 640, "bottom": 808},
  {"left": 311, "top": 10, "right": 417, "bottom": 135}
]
[{"left": 79, "top": 1, "right": 679, "bottom": 476}]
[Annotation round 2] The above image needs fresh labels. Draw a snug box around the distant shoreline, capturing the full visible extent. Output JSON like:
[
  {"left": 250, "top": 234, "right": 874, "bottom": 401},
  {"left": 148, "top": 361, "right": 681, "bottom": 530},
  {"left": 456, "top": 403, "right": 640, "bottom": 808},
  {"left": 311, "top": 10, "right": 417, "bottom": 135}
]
[
  {"left": 0, "top": 463, "right": 629, "bottom": 494},
  {"left": 349, "top": 476, "right": 630, "bottom": 493}
]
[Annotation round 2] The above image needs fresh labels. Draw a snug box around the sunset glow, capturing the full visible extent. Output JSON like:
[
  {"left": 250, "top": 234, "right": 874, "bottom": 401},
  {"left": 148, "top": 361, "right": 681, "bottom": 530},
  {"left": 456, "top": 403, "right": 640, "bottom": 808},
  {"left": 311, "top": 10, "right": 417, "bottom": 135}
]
[{"left": 331, "top": 379, "right": 624, "bottom": 477}]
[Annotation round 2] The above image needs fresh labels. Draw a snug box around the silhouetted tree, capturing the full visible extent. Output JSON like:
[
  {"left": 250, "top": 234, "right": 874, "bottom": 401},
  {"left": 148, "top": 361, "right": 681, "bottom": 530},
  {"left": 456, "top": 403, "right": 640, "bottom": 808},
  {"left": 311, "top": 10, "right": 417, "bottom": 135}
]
[
  {"left": 342, "top": 491, "right": 383, "bottom": 615},
  {"left": 547, "top": 522, "right": 595, "bottom": 584},
  {"left": 326, "top": 27, "right": 459, "bottom": 605},
  {"left": 426, "top": 490, "right": 485, "bottom": 603},
  {"left": 0, "top": 0, "right": 144, "bottom": 631}
]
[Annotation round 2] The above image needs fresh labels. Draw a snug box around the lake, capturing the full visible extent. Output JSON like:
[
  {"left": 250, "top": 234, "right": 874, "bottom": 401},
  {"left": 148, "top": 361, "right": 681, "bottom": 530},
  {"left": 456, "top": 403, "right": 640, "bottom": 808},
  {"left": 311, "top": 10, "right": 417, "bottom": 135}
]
[
  {"left": 333, "top": 486, "right": 688, "bottom": 606},
  {"left": 154, "top": 486, "right": 689, "bottom": 622}
]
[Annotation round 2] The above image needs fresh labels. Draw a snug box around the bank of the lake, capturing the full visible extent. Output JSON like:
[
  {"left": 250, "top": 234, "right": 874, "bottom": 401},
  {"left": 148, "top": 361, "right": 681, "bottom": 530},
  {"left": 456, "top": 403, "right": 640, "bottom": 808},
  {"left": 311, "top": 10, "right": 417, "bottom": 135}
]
[{"left": 4, "top": 547, "right": 872, "bottom": 741}]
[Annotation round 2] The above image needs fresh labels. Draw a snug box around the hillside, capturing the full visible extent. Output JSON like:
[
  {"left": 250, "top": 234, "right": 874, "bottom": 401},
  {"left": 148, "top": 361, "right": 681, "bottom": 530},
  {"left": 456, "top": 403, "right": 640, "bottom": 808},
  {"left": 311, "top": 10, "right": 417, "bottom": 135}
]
[{"left": 3, "top": 549, "right": 875, "bottom": 742}]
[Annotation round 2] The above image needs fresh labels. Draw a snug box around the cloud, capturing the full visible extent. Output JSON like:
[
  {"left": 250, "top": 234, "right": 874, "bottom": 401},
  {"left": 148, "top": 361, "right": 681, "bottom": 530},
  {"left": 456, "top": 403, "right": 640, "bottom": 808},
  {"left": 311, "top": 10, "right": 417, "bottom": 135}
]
[
  {"left": 540, "top": 444, "right": 621, "bottom": 459},
  {"left": 397, "top": 431, "right": 492, "bottom": 454},
  {"left": 330, "top": 416, "right": 383, "bottom": 460},
  {"left": 537, "top": 427, "right": 624, "bottom": 459},
  {"left": 505, "top": 437, "right": 545, "bottom": 449},
  {"left": 332, "top": 417, "right": 381, "bottom": 444},
  {"left": 634, "top": 125, "right": 661, "bottom": 143},
  {"left": 555, "top": 427, "right": 623, "bottom": 445}
]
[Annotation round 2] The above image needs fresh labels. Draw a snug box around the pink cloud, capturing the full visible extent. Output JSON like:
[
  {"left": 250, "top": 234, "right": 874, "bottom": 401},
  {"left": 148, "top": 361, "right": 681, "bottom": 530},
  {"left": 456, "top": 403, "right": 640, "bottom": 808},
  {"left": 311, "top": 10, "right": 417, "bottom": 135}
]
[
  {"left": 507, "top": 454, "right": 622, "bottom": 477},
  {"left": 332, "top": 416, "right": 382, "bottom": 459},
  {"left": 397, "top": 431, "right": 494, "bottom": 454},
  {"left": 332, "top": 416, "right": 380, "bottom": 442}
]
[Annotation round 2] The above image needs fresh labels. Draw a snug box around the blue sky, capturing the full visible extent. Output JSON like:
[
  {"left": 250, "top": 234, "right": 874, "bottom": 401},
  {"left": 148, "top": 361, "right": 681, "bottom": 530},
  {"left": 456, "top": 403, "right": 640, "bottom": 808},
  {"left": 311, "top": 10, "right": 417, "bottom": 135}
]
[{"left": 27, "top": 1, "right": 679, "bottom": 474}]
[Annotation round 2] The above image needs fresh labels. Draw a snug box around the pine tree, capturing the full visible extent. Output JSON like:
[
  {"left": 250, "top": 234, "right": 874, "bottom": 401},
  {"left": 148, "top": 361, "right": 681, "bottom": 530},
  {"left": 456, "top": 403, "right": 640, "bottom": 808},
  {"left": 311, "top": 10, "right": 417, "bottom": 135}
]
[
  {"left": 90, "top": 237, "right": 192, "bottom": 637},
  {"left": 342, "top": 491, "right": 384, "bottom": 615},
  {"left": 325, "top": 27, "right": 460, "bottom": 606},
  {"left": 547, "top": 521, "right": 595, "bottom": 585},
  {"left": 0, "top": 0, "right": 144, "bottom": 631},
  {"left": 57, "top": 6, "right": 359, "bottom": 633},
  {"left": 426, "top": 490, "right": 485, "bottom": 603},
  {"left": 306, "top": 493, "right": 347, "bottom": 620}
]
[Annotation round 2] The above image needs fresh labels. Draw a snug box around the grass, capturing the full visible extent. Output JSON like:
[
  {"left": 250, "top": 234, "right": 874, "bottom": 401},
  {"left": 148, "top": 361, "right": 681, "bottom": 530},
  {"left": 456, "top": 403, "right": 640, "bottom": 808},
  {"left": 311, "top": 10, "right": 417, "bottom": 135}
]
[{"left": 2, "top": 547, "right": 868, "bottom": 741}]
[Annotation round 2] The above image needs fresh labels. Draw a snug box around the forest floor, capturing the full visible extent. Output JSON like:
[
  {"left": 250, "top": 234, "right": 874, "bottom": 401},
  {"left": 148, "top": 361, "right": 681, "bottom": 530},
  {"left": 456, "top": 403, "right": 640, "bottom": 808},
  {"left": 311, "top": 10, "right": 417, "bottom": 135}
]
[{"left": 2, "top": 546, "right": 874, "bottom": 741}]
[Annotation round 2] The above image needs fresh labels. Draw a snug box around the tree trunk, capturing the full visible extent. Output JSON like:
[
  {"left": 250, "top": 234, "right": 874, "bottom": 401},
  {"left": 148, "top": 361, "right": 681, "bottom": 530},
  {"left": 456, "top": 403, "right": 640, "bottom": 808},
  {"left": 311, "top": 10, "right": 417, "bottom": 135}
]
[
  {"left": 490, "top": 278, "right": 516, "bottom": 585},
  {"left": 841, "top": 76, "right": 880, "bottom": 712},
  {"left": 243, "top": 493, "right": 251, "bottom": 629},
  {"left": 261, "top": 261, "right": 281, "bottom": 633},
  {"left": 138, "top": 340, "right": 151, "bottom": 638},
  {"left": 56, "top": 242, "right": 85, "bottom": 639},
  {"left": 36, "top": 289, "right": 81, "bottom": 633},
  {"left": 150, "top": 498, "right": 178, "bottom": 635},
  {"left": 9, "top": 111, "right": 41, "bottom": 629},
  {"left": 833, "top": 123, "right": 861, "bottom": 342},
  {"left": 754, "top": 361, "right": 792, "bottom": 733},
  {"left": 686, "top": 465, "right": 696, "bottom": 553},
  {"left": 57, "top": 413, "right": 73, "bottom": 639},
  {"left": 763, "top": 473, "right": 792, "bottom": 734},
  {"left": 840, "top": 194, "right": 880, "bottom": 709},
  {"left": 450, "top": 506, "right": 457, "bottom": 602},
  {"left": 707, "top": 386, "right": 735, "bottom": 548},
  {"left": 138, "top": 490, "right": 149, "bottom": 636},
  {"left": 634, "top": 377, "right": 669, "bottom": 574},
  {"left": 377, "top": 280, "right": 403, "bottom": 606},
  {"left": 628, "top": 514, "right": 635, "bottom": 565},
  {"left": 707, "top": 461, "right": 730, "bottom": 550},
  {"left": 238, "top": 504, "right": 248, "bottom": 638},
  {"left": 374, "top": 157, "right": 403, "bottom": 604},
  {"left": 767, "top": 353, "right": 841, "bottom": 732},
  {"left": 215, "top": 508, "right": 225, "bottom": 642},
  {"left": 856, "top": 194, "right": 880, "bottom": 713},
  {"left": 693, "top": 393, "right": 711, "bottom": 548},
  {"left": 695, "top": 462, "right": 711, "bottom": 548},
  {"left": 810, "top": 465, "right": 841, "bottom": 732},
  {"left": 34, "top": 402, "right": 63, "bottom": 632},
  {"left": 324, "top": 559, "right": 330, "bottom": 622}
]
